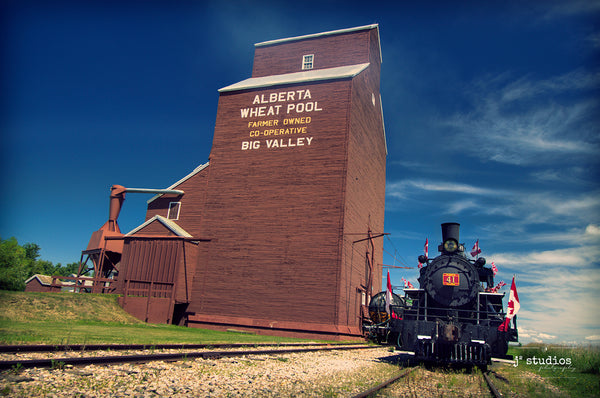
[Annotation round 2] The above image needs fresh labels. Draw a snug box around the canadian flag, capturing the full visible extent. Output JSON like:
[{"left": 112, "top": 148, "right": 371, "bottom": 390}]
[
  {"left": 498, "top": 276, "right": 520, "bottom": 331},
  {"left": 385, "top": 270, "right": 393, "bottom": 315},
  {"left": 491, "top": 262, "right": 498, "bottom": 276},
  {"left": 470, "top": 239, "right": 482, "bottom": 257}
]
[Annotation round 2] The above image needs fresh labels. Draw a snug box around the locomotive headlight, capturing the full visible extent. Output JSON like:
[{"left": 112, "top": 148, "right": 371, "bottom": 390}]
[{"left": 443, "top": 239, "right": 458, "bottom": 253}]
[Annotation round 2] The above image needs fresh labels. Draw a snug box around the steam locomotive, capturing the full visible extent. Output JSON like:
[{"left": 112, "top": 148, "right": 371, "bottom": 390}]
[{"left": 365, "top": 223, "right": 518, "bottom": 367}]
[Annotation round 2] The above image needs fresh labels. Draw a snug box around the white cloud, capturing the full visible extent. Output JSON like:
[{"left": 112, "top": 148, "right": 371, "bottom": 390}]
[
  {"left": 493, "top": 246, "right": 598, "bottom": 267},
  {"left": 519, "top": 224, "right": 600, "bottom": 246},
  {"left": 538, "top": 333, "right": 557, "bottom": 340},
  {"left": 530, "top": 167, "right": 594, "bottom": 185},
  {"left": 585, "top": 335, "right": 600, "bottom": 341},
  {"left": 474, "top": 220, "right": 600, "bottom": 345},
  {"left": 538, "top": 0, "right": 600, "bottom": 20},
  {"left": 442, "top": 70, "right": 600, "bottom": 166},
  {"left": 447, "top": 199, "right": 478, "bottom": 214},
  {"left": 488, "top": 244, "right": 600, "bottom": 344},
  {"left": 517, "top": 327, "right": 559, "bottom": 343},
  {"left": 586, "top": 32, "right": 600, "bottom": 49},
  {"left": 387, "top": 179, "right": 506, "bottom": 199},
  {"left": 387, "top": 174, "right": 600, "bottom": 227},
  {"left": 586, "top": 224, "right": 600, "bottom": 236},
  {"left": 501, "top": 70, "right": 600, "bottom": 101}
]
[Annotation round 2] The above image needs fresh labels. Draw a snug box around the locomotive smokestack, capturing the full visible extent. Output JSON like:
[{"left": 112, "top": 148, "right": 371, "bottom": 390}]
[{"left": 441, "top": 222, "right": 460, "bottom": 243}]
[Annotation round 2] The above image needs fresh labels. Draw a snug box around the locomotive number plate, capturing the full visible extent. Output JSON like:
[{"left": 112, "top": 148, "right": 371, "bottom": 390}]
[{"left": 443, "top": 273, "right": 460, "bottom": 286}]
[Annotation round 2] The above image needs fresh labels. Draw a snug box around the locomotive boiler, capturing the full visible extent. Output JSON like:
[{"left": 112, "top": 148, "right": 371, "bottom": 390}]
[{"left": 366, "top": 223, "right": 518, "bottom": 367}]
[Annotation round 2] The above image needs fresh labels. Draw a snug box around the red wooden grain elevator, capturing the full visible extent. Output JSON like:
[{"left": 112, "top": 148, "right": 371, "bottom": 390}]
[{"left": 91, "top": 25, "right": 387, "bottom": 339}]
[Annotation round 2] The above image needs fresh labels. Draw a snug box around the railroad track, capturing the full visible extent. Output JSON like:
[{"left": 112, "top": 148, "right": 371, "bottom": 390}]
[
  {"left": 351, "top": 365, "right": 505, "bottom": 398},
  {"left": 0, "top": 343, "right": 378, "bottom": 370},
  {"left": 482, "top": 371, "right": 503, "bottom": 398},
  {"left": 351, "top": 367, "right": 414, "bottom": 398},
  {"left": 0, "top": 341, "right": 332, "bottom": 353}
]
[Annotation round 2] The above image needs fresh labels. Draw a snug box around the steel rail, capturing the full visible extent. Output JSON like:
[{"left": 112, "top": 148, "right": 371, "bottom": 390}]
[
  {"left": 0, "top": 344, "right": 379, "bottom": 370},
  {"left": 0, "top": 342, "right": 339, "bottom": 353},
  {"left": 483, "top": 371, "right": 503, "bottom": 398},
  {"left": 350, "top": 368, "right": 413, "bottom": 398},
  {"left": 351, "top": 366, "right": 504, "bottom": 398}
]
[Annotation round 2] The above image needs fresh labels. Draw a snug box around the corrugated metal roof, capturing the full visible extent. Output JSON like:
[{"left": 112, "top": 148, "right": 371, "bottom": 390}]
[
  {"left": 147, "top": 162, "right": 209, "bottom": 204},
  {"left": 219, "top": 63, "right": 369, "bottom": 93},
  {"left": 255, "top": 24, "right": 378, "bottom": 47},
  {"left": 255, "top": 25, "right": 381, "bottom": 64},
  {"left": 126, "top": 215, "right": 192, "bottom": 237}
]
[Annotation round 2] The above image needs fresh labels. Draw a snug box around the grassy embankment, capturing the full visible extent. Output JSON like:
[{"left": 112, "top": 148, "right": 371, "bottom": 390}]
[
  {"left": 0, "top": 290, "right": 310, "bottom": 345},
  {"left": 490, "top": 344, "right": 600, "bottom": 398}
]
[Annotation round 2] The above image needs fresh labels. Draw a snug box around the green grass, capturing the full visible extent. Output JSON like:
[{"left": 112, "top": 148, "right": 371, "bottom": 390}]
[
  {"left": 0, "top": 290, "right": 312, "bottom": 345},
  {"left": 503, "top": 343, "right": 600, "bottom": 398}
]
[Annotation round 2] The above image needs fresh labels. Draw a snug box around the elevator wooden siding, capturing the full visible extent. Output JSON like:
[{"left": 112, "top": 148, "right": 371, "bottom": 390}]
[
  {"left": 188, "top": 79, "right": 351, "bottom": 329},
  {"left": 128, "top": 25, "right": 386, "bottom": 338},
  {"left": 145, "top": 164, "right": 210, "bottom": 235},
  {"left": 338, "top": 64, "right": 386, "bottom": 328},
  {"left": 252, "top": 27, "right": 377, "bottom": 77}
]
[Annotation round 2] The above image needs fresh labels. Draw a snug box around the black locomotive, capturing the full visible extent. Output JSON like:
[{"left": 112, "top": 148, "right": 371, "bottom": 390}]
[{"left": 365, "top": 223, "right": 518, "bottom": 367}]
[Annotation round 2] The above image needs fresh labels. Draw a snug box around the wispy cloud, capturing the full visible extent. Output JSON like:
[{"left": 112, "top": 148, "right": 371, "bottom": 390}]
[
  {"left": 493, "top": 245, "right": 600, "bottom": 269},
  {"left": 387, "top": 179, "right": 506, "bottom": 199},
  {"left": 442, "top": 70, "right": 600, "bottom": 166},
  {"left": 501, "top": 70, "right": 600, "bottom": 101},
  {"left": 483, "top": 223, "right": 600, "bottom": 344},
  {"left": 538, "top": 0, "right": 600, "bottom": 20},
  {"left": 387, "top": 176, "right": 600, "bottom": 228},
  {"left": 520, "top": 224, "right": 600, "bottom": 245},
  {"left": 530, "top": 166, "right": 594, "bottom": 185}
]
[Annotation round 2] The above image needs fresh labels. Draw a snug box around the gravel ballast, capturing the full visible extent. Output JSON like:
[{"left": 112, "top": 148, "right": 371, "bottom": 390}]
[{"left": 1, "top": 346, "right": 400, "bottom": 397}]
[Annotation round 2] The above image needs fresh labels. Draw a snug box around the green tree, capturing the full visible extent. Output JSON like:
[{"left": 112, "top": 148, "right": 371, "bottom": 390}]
[
  {"left": 0, "top": 237, "right": 30, "bottom": 291},
  {"left": 53, "top": 262, "right": 81, "bottom": 277},
  {"left": 0, "top": 237, "right": 80, "bottom": 291},
  {"left": 30, "top": 259, "right": 57, "bottom": 276},
  {"left": 23, "top": 243, "right": 41, "bottom": 262}
]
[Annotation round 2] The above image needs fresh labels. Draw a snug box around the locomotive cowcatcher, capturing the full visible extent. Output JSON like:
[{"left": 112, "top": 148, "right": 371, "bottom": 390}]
[{"left": 365, "top": 223, "right": 518, "bottom": 367}]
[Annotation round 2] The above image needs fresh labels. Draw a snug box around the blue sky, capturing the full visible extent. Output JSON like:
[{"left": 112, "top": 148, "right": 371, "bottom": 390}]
[{"left": 1, "top": 1, "right": 599, "bottom": 345}]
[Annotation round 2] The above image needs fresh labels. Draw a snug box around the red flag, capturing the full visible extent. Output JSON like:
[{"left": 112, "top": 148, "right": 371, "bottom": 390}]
[
  {"left": 385, "top": 270, "right": 393, "bottom": 314},
  {"left": 491, "top": 262, "right": 498, "bottom": 276},
  {"left": 470, "top": 240, "right": 481, "bottom": 257},
  {"left": 486, "top": 280, "right": 506, "bottom": 293},
  {"left": 385, "top": 271, "right": 401, "bottom": 319},
  {"left": 402, "top": 277, "right": 414, "bottom": 289},
  {"left": 498, "top": 276, "right": 520, "bottom": 331}
]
